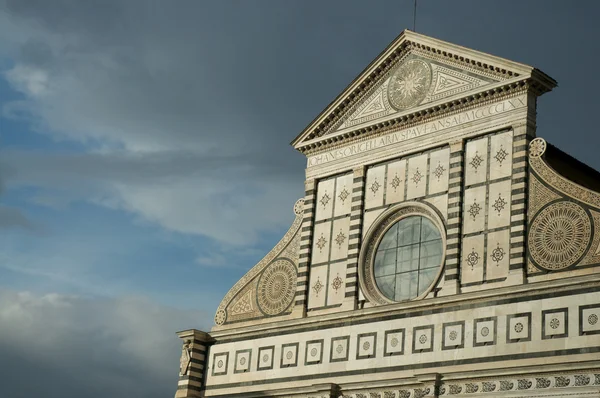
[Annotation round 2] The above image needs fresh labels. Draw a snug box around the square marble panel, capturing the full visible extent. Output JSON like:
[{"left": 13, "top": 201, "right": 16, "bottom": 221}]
[
  {"left": 330, "top": 336, "right": 350, "bottom": 362},
  {"left": 463, "top": 185, "right": 486, "bottom": 234},
  {"left": 461, "top": 234, "right": 485, "bottom": 285},
  {"left": 486, "top": 229, "right": 510, "bottom": 281},
  {"left": 234, "top": 348, "right": 252, "bottom": 374},
  {"left": 406, "top": 154, "right": 428, "bottom": 200},
  {"left": 442, "top": 321, "right": 465, "bottom": 350},
  {"left": 365, "top": 165, "right": 385, "bottom": 209},
  {"left": 307, "top": 264, "right": 327, "bottom": 309},
  {"left": 465, "top": 136, "right": 488, "bottom": 186},
  {"left": 428, "top": 147, "right": 450, "bottom": 195},
  {"left": 487, "top": 180, "right": 511, "bottom": 230},
  {"left": 304, "top": 339, "right": 324, "bottom": 365},
  {"left": 356, "top": 332, "right": 377, "bottom": 359},
  {"left": 507, "top": 312, "right": 532, "bottom": 343},
  {"left": 384, "top": 328, "right": 405, "bottom": 356},
  {"left": 473, "top": 317, "right": 497, "bottom": 347},
  {"left": 280, "top": 342, "right": 299, "bottom": 367},
  {"left": 579, "top": 304, "right": 600, "bottom": 335},
  {"left": 330, "top": 216, "right": 350, "bottom": 261},
  {"left": 334, "top": 173, "right": 353, "bottom": 217},
  {"left": 489, "top": 130, "right": 513, "bottom": 181},
  {"left": 542, "top": 308, "right": 568, "bottom": 339},
  {"left": 385, "top": 159, "right": 406, "bottom": 205},
  {"left": 311, "top": 221, "right": 331, "bottom": 265},
  {"left": 211, "top": 352, "right": 229, "bottom": 376},
  {"left": 256, "top": 346, "right": 274, "bottom": 371},
  {"left": 412, "top": 325, "right": 434, "bottom": 353},
  {"left": 315, "top": 178, "right": 335, "bottom": 221}
]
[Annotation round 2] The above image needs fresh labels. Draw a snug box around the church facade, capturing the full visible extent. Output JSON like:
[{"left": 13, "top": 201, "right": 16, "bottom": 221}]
[{"left": 174, "top": 30, "right": 600, "bottom": 397}]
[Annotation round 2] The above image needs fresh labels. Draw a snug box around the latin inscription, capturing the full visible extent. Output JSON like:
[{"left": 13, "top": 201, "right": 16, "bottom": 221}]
[{"left": 307, "top": 96, "right": 526, "bottom": 167}]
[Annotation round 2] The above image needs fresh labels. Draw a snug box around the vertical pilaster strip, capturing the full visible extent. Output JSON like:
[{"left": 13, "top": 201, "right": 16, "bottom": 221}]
[
  {"left": 507, "top": 120, "right": 533, "bottom": 285},
  {"left": 343, "top": 165, "right": 365, "bottom": 310},
  {"left": 442, "top": 140, "right": 464, "bottom": 296},
  {"left": 294, "top": 178, "right": 316, "bottom": 314},
  {"left": 174, "top": 329, "right": 213, "bottom": 398}
]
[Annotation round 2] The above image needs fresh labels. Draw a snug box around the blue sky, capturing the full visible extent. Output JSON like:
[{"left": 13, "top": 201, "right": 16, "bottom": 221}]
[{"left": 1, "top": 1, "right": 599, "bottom": 397}]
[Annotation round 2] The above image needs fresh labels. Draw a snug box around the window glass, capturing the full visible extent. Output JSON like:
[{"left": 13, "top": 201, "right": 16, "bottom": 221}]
[{"left": 374, "top": 216, "right": 443, "bottom": 301}]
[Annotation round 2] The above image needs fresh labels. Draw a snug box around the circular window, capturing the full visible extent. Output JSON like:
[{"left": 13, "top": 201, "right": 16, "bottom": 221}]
[
  {"left": 358, "top": 203, "right": 446, "bottom": 306},
  {"left": 373, "top": 216, "right": 443, "bottom": 301}
]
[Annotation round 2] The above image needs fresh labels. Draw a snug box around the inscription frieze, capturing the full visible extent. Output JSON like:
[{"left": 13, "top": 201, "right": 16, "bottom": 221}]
[{"left": 307, "top": 95, "right": 526, "bottom": 168}]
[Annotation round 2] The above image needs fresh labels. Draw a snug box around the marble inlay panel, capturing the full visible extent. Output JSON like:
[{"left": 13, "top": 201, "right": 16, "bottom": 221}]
[
  {"left": 385, "top": 159, "right": 406, "bottom": 205},
  {"left": 465, "top": 136, "right": 488, "bottom": 186},
  {"left": 463, "top": 186, "right": 486, "bottom": 234},
  {"left": 428, "top": 148, "right": 450, "bottom": 195},
  {"left": 406, "top": 154, "right": 428, "bottom": 200},
  {"left": 487, "top": 180, "right": 511, "bottom": 230},
  {"left": 334, "top": 173, "right": 353, "bottom": 217},
  {"left": 490, "top": 131, "right": 513, "bottom": 181},
  {"left": 365, "top": 165, "right": 386, "bottom": 209},
  {"left": 311, "top": 221, "right": 331, "bottom": 265},
  {"left": 315, "top": 178, "right": 335, "bottom": 221},
  {"left": 327, "top": 261, "right": 347, "bottom": 306},
  {"left": 307, "top": 265, "right": 328, "bottom": 309},
  {"left": 462, "top": 234, "right": 485, "bottom": 284},
  {"left": 330, "top": 216, "right": 350, "bottom": 261},
  {"left": 486, "top": 229, "right": 510, "bottom": 280}
]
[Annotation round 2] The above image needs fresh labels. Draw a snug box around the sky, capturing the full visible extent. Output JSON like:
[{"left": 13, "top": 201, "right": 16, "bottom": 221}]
[{"left": 0, "top": 1, "right": 599, "bottom": 397}]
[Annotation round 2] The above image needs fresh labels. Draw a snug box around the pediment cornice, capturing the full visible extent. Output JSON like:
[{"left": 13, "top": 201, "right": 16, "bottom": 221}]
[{"left": 291, "top": 30, "right": 556, "bottom": 154}]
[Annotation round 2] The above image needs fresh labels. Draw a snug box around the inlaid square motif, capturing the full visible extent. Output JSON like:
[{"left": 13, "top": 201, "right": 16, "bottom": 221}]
[
  {"left": 257, "top": 346, "right": 274, "bottom": 371},
  {"left": 234, "top": 349, "right": 252, "bottom": 374},
  {"left": 384, "top": 329, "right": 405, "bottom": 356},
  {"left": 473, "top": 317, "right": 497, "bottom": 347},
  {"left": 579, "top": 304, "right": 600, "bottom": 335},
  {"left": 211, "top": 352, "right": 229, "bottom": 376},
  {"left": 412, "top": 325, "right": 434, "bottom": 353},
  {"left": 330, "top": 336, "right": 350, "bottom": 362},
  {"left": 280, "top": 343, "right": 299, "bottom": 367},
  {"left": 542, "top": 308, "right": 568, "bottom": 339},
  {"left": 304, "top": 339, "right": 324, "bottom": 365},
  {"left": 442, "top": 321, "right": 464, "bottom": 350},
  {"left": 356, "top": 332, "right": 377, "bottom": 359},
  {"left": 507, "top": 313, "right": 531, "bottom": 343}
]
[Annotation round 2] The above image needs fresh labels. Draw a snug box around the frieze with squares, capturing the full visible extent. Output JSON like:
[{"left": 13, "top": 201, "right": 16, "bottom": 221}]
[
  {"left": 412, "top": 325, "right": 434, "bottom": 353},
  {"left": 234, "top": 348, "right": 252, "bottom": 374},
  {"left": 384, "top": 328, "right": 405, "bottom": 356},
  {"left": 473, "top": 316, "right": 497, "bottom": 347},
  {"left": 304, "top": 339, "right": 324, "bottom": 365},
  {"left": 442, "top": 321, "right": 465, "bottom": 350},
  {"left": 330, "top": 335, "right": 350, "bottom": 363},
  {"left": 507, "top": 312, "right": 532, "bottom": 343},
  {"left": 256, "top": 345, "right": 275, "bottom": 371},
  {"left": 579, "top": 303, "right": 600, "bottom": 336},
  {"left": 541, "top": 308, "right": 568, "bottom": 340},
  {"left": 211, "top": 351, "right": 229, "bottom": 376},
  {"left": 280, "top": 342, "right": 299, "bottom": 368},
  {"left": 356, "top": 332, "right": 377, "bottom": 360}
]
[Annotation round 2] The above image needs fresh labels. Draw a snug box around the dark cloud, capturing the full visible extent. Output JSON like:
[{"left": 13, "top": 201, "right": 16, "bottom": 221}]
[{"left": 0, "top": 289, "right": 206, "bottom": 398}]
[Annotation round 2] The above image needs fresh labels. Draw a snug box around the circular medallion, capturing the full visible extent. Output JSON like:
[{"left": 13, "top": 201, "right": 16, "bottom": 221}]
[
  {"left": 336, "top": 344, "right": 344, "bottom": 354},
  {"left": 390, "top": 337, "right": 399, "bottom": 347},
  {"left": 262, "top": 354, "right": 269, "bottom": 363},
  {"left": 481, "top": 327, "right": 490, "bottom": 337},
  {"left": 286, "top": 351, "right": 293, "bottom": 360},
  {"left": 362, "top": 341, "right": 370, "bottom": 351},
  {"left": 514, "top": 323, "right": 524, "bottom": 333},
  {"left": 240, "top": 357, "right": 246, "bottom": 365},
  {"left": 256, "top": 259, "right": 297, "bottom": 316},
  {"left": 449, "top": 331, "right": 458, "bottom": 341},
  {"left": 550, "top": 318, "right": 560, "bottom": 329},
  {"left": 310, "top": 347, "right": 318, "bottom": 357},
  {"left": 293, "top": 198, "right": 305, "bottom": 216},
  {"left": 387, "top": 59, "right": 432, "bottom": 110},
  {"left": 529, "top": 201, "right": 592, "bottom": 271},
  {"left": 529, "top": 138, "right": 547, "bottom": 158},
  {"left": 419, "top": 334, "right": 427, "bottom": 344},
  {"left": 589, "top": 314, "right": 598, "bottom": 325},
  {"left": 214, "top": 309, "right": 227, "bottom": 326}
]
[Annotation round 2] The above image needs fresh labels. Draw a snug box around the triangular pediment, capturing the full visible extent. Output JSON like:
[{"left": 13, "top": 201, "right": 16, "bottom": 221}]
[{"left": 292, "top": 30, "right": 556, "bottom": 152}]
